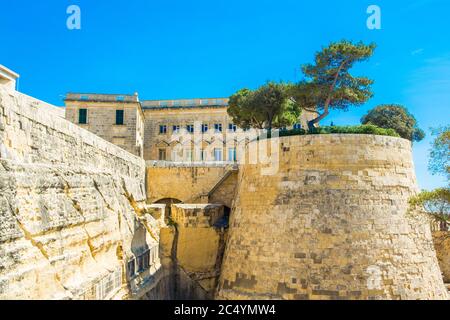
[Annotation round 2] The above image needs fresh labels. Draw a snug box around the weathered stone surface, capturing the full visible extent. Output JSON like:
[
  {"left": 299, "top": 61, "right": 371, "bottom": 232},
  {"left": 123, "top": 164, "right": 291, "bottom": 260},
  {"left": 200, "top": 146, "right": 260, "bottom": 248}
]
[
  {"left": 0, "top": 87, "right": 160, "bottom": 300},
  {"left": 216, "top": 134, "right": 448, "bottom": 300},
  {"left": 433, "top": 231, "right": 450, "bottom": 283}
]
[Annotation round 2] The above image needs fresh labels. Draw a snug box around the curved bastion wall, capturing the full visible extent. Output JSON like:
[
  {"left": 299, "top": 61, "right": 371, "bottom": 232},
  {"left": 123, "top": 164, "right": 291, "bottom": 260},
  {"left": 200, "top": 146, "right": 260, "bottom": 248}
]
[{"left": 217, "top": 134, "right": 448, "bottom": 300}]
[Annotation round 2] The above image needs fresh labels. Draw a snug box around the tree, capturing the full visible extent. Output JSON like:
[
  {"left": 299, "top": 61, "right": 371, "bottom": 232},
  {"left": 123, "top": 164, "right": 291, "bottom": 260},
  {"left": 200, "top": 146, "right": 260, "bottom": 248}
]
[
  {"left": 429, "top": 126, "right": 450, "bottom": 180},
  {"left": 290, "top": 40, "right": 375, "bottom": 131},
  {"left": 361, "top": 104, "right": 425, "bottom": 142},
  {"left": 409, "top": 188, "right": 450, "bottom": 230},
  {"left": 227, "top": 82, "right": 301, "bottom": 130}
]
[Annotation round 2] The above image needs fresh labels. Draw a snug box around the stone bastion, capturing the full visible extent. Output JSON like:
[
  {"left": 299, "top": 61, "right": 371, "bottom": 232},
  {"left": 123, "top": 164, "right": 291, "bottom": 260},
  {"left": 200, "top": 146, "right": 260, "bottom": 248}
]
[{"left": 216, "top": 134, "right": 448, "bottom": 300}]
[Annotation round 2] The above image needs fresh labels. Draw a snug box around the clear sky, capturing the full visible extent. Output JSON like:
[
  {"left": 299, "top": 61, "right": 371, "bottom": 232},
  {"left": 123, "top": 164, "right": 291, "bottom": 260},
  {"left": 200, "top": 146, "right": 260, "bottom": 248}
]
[{"left": 1, "top": 0, "right": 449, "bottom": 189}]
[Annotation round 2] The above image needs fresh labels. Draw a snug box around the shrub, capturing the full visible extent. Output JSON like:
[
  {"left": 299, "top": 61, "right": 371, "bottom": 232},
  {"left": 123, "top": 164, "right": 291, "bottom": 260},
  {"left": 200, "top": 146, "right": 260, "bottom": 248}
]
[
  {"left": 278, "top": 124, "right": 400, "bottom": 138},
  {"left": 361, "top": 104, "right": 425, "bottom": 142}
]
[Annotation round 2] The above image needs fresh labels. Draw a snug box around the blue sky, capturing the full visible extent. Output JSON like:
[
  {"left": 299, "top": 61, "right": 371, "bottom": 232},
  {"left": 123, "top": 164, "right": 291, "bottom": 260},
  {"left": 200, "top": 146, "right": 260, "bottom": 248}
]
[{"left": 1, "top": 0, "right": 449, "bottom": 189}]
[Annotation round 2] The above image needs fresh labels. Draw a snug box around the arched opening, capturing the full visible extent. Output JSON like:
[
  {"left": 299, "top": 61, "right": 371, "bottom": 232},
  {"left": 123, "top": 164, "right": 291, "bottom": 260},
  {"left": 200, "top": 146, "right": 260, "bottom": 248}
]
[{"left": 214, "top": 206, "right": 231, "bottom": 228}]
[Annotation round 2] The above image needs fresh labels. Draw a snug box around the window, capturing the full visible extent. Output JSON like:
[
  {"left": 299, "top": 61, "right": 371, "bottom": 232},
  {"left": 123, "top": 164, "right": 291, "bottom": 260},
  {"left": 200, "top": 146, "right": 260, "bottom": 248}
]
[
  {"left": 186, "top": 124, "right": 194, "bottom": 133},
  {"left": 116, "top": 95, "right": 125, "bottom": 102},
  {"left": 116, "top": 110, "right": 124, "bottom": 125},
  {"left": 201, "top": 124, "right": 208, "bottom": 133},
  {"left": 228, "top": 123, "right": 237, "bottom": 132},
  {"left": 185, "top": 149, "right": 193, "bottom": 161},
  {"left": 214, "top": 123, "right": 222, "bottom": 133},
  {"left": 159, "top": 125, "right": 167, "bottom": 134},
  {"left": 80, "top": 95, "right": 89, "bottom": 101},
  {"left": 127, "top": 259, "right": 136, "bottom": 278},
  {"left": 79, "top": 109, "right": 88, "bottom": 124},
  {"left": 293, "top": 123, "right": 302, "bottom": 130},
  {"left": 158, "top": 149, "right": 167, "bottom": 161},
  {"left": 143, "top": 251, "right": 150, "bottom": 269},
  {"left": 214, "top": 148, "right": 223, "bottom": 161},
  {"left": 200, "top": 149, "right": 206, "bottom": 161},
  {"left": 228, "top": 148, "right": 237, "bottom": 162},
  {"left": 173, "top": 125, "right": 180, "bottom": 133}
]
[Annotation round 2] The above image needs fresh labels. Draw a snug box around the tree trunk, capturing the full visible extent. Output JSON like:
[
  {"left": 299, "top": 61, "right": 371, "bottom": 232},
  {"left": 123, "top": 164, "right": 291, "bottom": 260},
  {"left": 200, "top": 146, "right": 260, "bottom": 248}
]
[{"left": 307, "top": 60, "right": 348, "bottom": 132}]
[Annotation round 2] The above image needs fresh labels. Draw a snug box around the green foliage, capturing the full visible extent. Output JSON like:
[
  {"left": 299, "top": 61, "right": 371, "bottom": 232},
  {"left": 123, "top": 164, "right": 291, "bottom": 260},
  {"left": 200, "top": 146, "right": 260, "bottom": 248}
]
[
  {"left": 277, "top": 124, "right": 399, "bottom": 138},
  {"left": 290, "top": 40, "right": 376, "bottom": 129},
  {"left": 409, "top": 188, "right": 450, "bottom": 222},
  {"left": 361, "top": 104, "right": 425, "bottom": 142},
  {"left": 227, "top": 82, "right": 301, "bottom": 130},
  {"left": 429, "top": 126, "right": 450, "bottom": 180}
]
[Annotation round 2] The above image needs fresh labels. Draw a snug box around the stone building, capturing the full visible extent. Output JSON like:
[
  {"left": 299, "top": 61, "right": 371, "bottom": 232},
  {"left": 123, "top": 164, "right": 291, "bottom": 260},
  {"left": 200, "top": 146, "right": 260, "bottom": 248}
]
[
  {"left": 65, "top": 94, "right": 317, "bottom": 162},
  {"left": 65, "top": 93, "right": 145, "bottom": 157},
  {"left": 1, "top": 65, "right": 448, "bottom": 300}
]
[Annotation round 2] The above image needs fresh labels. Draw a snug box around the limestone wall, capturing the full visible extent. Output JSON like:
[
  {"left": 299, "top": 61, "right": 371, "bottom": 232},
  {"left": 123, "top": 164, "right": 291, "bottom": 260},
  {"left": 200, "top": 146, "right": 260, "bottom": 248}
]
[
  {"left": 433, "top": 232, "right": 450, "bottom": 283},
  {"left": 156, "top": 204, "right": 227, "bottom": 299},
  {"left": 65, "top": 98, "right": 144, "bottom": 158},
  {"left": 217, "top": 134, "right": 448, "bottom": 300},
  {"left": 146, "top": 162, "right": 237, "bottom": 206},
  {"left": 0, "top": 87, "right": 160, "bottom": 300}
]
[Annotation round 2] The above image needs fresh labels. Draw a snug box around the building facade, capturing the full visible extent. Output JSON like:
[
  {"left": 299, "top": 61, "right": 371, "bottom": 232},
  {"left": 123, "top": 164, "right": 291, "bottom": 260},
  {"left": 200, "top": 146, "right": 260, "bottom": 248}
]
[
  {"left": 65, "top": 93, "right": 317, "bottom": 161},
  {"left": 65, "top": 93, "right": 145, "bottom": 157}
]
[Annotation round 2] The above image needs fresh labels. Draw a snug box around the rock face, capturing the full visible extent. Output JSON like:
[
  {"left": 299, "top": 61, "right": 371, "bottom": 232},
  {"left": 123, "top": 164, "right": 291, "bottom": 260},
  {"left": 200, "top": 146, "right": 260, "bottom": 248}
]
[
  {"left": 217, "top": 135, "right": 448, "bottom": 300},
  {"left": 0, "top": 88, "right": 160, "bottom": 299}
]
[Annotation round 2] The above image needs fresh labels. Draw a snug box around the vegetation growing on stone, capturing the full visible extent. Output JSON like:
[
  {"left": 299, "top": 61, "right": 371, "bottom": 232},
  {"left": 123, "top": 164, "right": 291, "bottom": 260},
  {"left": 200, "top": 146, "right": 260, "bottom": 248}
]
[
  {"left": 291, "top": 40, "right": 376, "bottom": 130},
  {"left": 276, "top": 124, "right": 400, "bottom": 138},
  {"left": 361, "top": 104, "right": 425, "bottom": 142}
]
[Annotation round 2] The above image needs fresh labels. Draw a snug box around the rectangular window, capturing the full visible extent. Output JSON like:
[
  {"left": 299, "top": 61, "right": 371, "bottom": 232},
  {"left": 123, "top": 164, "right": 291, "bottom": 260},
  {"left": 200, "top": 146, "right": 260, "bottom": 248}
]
[
  {"left": 116, "top": 110, "right": 124, "bottom": 125},
  {"left": 201, "top": 124, "right": 208, "bottom": 133},
  {"left": 116, "top": 95, "right": 125, "bottom": 102},
  {"left": 143, "top": 251, "right": 150, "bottom": 269},
  {"left": 137, "top": 255, "right": 145, "bottom": 273},
  {"left": 228, "top": 148, "right": 237, "bottom": 162},
  {"left": 173, "top": 125, "right": 180, "bottom": 133},
  {"left": 158, "top": 149, "right": 167, "bottom": 161},
  {"left": 186, "top": 124, "right": 194, "bottom": 133},
  {"left": 185, "top": 149, "right": 193, "bottom": 162},
  {"left": 214, "top": 123, "right": 222, "bottom": 133},
  {"left": 79, "top": 109, "right": 88, "bottom": 124},
  {"left": 214, "top": 148, "right": 223, "bottom": 161},
  {"left": 127, "top": 259, "right": 136, "bottom": 278},
  {"left": 159, "top": 125, "right": 167, "bottom": 134},
  {"left": 228, "top": 123, "right": 237, "bottom": 132}
]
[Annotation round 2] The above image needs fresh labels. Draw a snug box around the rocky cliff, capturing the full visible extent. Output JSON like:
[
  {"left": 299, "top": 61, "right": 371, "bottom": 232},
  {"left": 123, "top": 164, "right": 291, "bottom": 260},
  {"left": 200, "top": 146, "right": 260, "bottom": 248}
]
[{"left": 0, "top": 87, "right": 160, "bottom": 299}]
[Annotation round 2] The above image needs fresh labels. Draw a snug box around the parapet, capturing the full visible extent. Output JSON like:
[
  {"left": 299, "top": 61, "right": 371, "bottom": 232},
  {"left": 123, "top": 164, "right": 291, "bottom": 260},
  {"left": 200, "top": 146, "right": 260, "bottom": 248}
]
[
  {"left": 65, "top": 92, "right": 139, "bottom": 103},
  {"left": 0, "top": 64, "right": 19, "bottom": 92}
]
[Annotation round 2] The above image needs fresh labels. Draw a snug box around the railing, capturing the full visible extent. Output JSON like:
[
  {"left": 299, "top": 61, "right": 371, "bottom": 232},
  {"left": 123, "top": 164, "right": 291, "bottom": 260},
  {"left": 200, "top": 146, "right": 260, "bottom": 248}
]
[
  {"left": 65, "top": 93, "right": 139, "bottom": 103},
  {"left": 142, "top": 98, "right": 229, "bottom": 108}
]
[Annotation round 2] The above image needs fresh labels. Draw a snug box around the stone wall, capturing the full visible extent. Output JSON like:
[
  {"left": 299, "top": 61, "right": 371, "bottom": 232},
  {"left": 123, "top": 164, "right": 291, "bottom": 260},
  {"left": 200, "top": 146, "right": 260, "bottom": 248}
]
[
  {"left": 155, "top": 204, "right": 227, "bottom": 299},
  {"left": 65, "top": 97, "right": 144, "bottom": 158},
  {"left": 146, "top": 162, "right": 237, "bottom": 207},
  {"left": 433, "top": 231, "right": 450, "bottom": 283},
  {"left": 0, "top": 87, "right": 160, "bottom": 299},
  {"left": 217, "top": 134, "right": 448, "bottom": 300}
]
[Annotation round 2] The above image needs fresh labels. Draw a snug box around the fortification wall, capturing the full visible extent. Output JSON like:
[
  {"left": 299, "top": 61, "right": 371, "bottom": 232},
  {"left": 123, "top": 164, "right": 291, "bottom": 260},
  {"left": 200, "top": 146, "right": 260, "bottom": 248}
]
[
  {"left": 217, "top": 134, "right": 448, "bottom": 300},
  {"left": 0, "top": 87, "right": 160, "bottom": 299},
  {"left": 146, "top": 162, "right": 237, "bottom": 207},
  {"left": 433, "top": 231, "right": 450, "bottom": 283}
]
